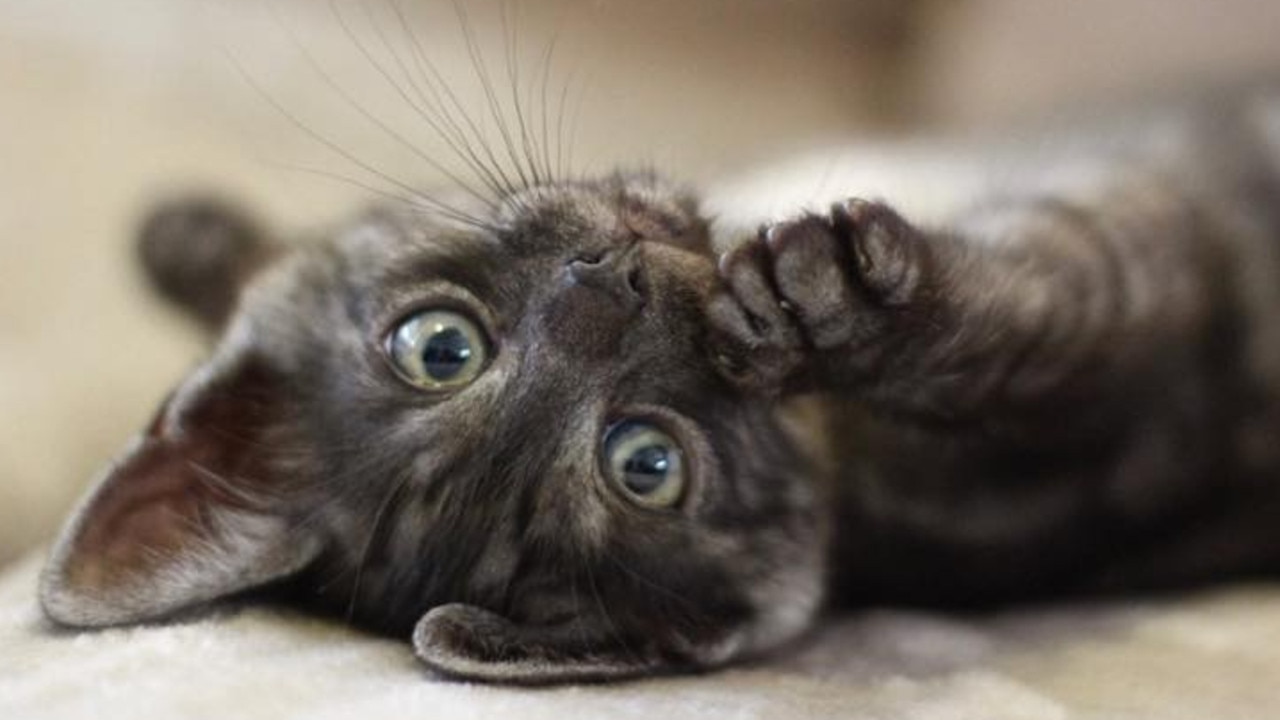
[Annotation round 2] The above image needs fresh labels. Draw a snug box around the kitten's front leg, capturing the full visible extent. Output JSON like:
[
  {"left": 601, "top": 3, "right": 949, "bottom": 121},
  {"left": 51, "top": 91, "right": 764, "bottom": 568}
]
[
  {"left": 708, "top": 195, "right": 1210, "bottom": 423},
  {"left": 708, "top": 200, "right": 932, "bottom": 394}
]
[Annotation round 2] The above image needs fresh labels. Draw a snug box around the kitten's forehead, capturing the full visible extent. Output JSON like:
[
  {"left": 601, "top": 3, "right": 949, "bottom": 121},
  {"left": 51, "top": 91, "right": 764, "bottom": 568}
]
[
  {"left": 497, "top": 173, "right": 706, "bottom": 252},
  {"left": 306, "top": 173, "right": 713, "bottom": 341},
  {"left": 327, "top": 172, "right": 705, "bottom": 277},
  {"left": 334, "top": 206, "right": 495, "bottom": 270}
]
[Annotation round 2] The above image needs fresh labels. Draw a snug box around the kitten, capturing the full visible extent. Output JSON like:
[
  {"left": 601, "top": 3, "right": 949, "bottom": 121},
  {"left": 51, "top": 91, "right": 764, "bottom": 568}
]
[{"left": 39, "top": 86, "right": 1280, "bottom": 683}]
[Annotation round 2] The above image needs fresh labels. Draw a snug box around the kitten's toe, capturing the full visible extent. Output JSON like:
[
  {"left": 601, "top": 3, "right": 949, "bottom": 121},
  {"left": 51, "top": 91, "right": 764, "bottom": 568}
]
[
  {"left": 761, "top": 214, "right": 866, "bottom": 350},
  {"left": 831, "top": 198, "right": 927, "bottom": 307},
  {"left": 705, "top": 292, "right": 801, "bottom": 388},
  {"left": 709, "top": 234, "right": 807, "bottom": 388},
  {"left": 717, "top": 234, "right": 804, "bottom": 351}
]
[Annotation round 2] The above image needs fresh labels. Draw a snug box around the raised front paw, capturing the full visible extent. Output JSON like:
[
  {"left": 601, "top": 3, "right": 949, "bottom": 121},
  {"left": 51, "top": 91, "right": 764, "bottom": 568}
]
[{"left": 706, "top": 199, "right": 932, "bottom": 391}]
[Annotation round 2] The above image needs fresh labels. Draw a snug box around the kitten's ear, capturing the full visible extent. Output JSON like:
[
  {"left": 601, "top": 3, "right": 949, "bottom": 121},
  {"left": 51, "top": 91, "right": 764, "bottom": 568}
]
[
  {"left": 39, "top": 350, "right": 321, "bottom": 628},
  {"left": 413, "top": 604, "right": 723, "bottom": 684},
  {"left": 137, "top": 197, "right": 280, "bottom": 330}
]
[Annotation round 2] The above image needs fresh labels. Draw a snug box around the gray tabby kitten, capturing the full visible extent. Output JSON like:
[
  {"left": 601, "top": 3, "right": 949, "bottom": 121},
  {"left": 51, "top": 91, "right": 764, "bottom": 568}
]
[{"left": 39, "top": 86, "right": 1280, "bottom": 683}]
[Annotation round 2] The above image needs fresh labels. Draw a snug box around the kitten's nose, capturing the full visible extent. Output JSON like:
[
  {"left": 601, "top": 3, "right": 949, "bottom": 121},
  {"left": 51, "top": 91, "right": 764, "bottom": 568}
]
[{"left": 566, "top": 245, "right": 647, "bottom": 311}]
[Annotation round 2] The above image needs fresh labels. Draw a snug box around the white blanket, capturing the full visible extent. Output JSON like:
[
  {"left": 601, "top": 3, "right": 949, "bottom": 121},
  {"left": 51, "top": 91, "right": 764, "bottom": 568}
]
[{"left": 2, "top": 552, "right": 1278, "bottom": 720}]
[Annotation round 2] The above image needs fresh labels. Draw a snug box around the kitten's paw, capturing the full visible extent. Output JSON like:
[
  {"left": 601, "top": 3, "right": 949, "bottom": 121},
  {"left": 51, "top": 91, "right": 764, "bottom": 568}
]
[
  {"left": 708, "top": 199, "right": 931, "bottom": 390},
  {"left": 830, "top": 198, "right": 928, "bottom": 308}
]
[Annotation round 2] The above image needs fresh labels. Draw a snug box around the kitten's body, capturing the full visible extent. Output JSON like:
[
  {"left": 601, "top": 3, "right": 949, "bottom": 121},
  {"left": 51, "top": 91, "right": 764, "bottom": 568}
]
[
  {"left": 708, "top": 87, "right": 1280, "bottom": 604},
  {"left": 39, "top": 85, "right": 1280, "bottom": 683}
]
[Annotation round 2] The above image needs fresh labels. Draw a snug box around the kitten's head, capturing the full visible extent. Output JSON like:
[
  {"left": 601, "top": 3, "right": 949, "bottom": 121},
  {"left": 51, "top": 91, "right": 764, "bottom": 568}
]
[{"left": 39, "top": 173, "right": 826, "bottom": 683}]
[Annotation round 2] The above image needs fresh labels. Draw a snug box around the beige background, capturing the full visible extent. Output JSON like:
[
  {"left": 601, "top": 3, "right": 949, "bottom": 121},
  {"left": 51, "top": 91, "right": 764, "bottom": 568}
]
[{"left": 3, "top": 0, "right": 1280, "bottom": 567}]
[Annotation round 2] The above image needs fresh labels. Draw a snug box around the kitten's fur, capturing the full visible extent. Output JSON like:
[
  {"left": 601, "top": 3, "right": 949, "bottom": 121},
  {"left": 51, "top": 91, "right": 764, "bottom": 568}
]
[{"left": 40, "top": 87, "right": 1280, "bottom": 683}]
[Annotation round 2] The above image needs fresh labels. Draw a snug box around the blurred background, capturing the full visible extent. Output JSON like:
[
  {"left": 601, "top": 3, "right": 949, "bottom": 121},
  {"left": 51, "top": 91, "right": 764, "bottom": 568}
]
[{"left": 2, "top": 0, "right": 1280, "bottom": 568}]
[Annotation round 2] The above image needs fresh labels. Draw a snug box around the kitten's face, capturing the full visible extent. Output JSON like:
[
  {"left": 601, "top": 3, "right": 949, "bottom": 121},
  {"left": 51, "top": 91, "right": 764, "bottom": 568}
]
[{"left": 40, "top": 174, "right": 826, "bottom": 683}]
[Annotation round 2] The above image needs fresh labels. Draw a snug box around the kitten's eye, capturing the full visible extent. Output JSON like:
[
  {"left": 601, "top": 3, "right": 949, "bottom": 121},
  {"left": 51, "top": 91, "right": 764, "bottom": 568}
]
[
  {"left": 386, "top": 309, "right": 489, "bottom": 389},
  {"left": 602, "top": 420, "right": 686, "bottom": 508}
]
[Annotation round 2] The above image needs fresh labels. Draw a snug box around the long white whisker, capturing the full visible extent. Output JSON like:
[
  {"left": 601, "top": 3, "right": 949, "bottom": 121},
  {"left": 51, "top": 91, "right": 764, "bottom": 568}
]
[
  {"left": 387, "top": 0, "right": 514, "bottom": 199},
  {"left": 361, "top": 0, "right": 512, "bottom": 200},
  {"left": 555, "top": 66, "right": 574, "bottom": 182},
  {"left": 262, "top": 159, "right": 493, "bottom": 230},
  {"left": 535, "top": 34, "right": 560, "bottom": 185},
  {"left": 393, "top": 0, "right": 523, "bottom": 199},
  {"left": 222, "top": 47, "right": 481, "bottom": 225},
  {"left": 452, "top": 0, "right": 532, "bottom": 193},
  {"left": 268, "top": 0, "right": 496, "bottom": 209},
  {"left": 499, "top": 0, "right": 543, "bottom": 188}
]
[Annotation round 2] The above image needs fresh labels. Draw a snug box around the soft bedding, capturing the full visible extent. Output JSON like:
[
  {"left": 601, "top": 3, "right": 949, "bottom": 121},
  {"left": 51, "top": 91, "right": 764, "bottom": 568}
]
[{"left": 3, "top": 553, "right": 1278, "bottom": 719}]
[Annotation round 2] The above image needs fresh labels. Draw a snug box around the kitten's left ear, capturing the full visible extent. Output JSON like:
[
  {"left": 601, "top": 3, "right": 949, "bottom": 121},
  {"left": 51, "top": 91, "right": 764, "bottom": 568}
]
[{"left": 39, "top": 349, "right": 321, "bottom": 627}]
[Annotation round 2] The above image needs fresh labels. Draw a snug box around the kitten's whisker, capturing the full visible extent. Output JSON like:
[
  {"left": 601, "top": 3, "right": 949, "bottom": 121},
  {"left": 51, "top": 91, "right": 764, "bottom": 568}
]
[
  {"left": 498, "top": 0, "right": 543, "bottom": 188},
  {"left": 332, "top": 0, "right": 504, "bottom": 200},
  {"left": 565, "top": 69, "right": 592, "bottom": 181},
  {"left": 390, "top": 0, "right": 523, "bottom": 201},
  {"left": 223, "top": 48, "right": 482, "bottom": 227},
  {"left": 358, "top": 0, "right": 509, "bottom": 203},
  {"left": 554, "top": 66, "right": 574, "bottom": 182},
  {"left": 267, "top": 0, "right": 496, "bottom": 211},
  {"left": 267, "top": 160, "right": 492, "bottom": 230},
  {"left": 332, "top": 0, "right": 501, "bottom": 202},
  {"left": 535, "top": 34, "right": 561, "bottom": 185},
  {"left": 452, "top": 0, "right": 532, "bottom": 194},
  {"left": 387, "top": 0, "right": 514, "bottom": 201}
]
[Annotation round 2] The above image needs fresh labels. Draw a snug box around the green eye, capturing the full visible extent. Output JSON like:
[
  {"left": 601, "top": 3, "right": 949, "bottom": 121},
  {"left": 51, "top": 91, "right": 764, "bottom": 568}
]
[
  {"left": 602, "top": 420, "right": 686, "bottom": 508},
  {"left": 386, "top": 309, "right": 489, "bottom": 389}
]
